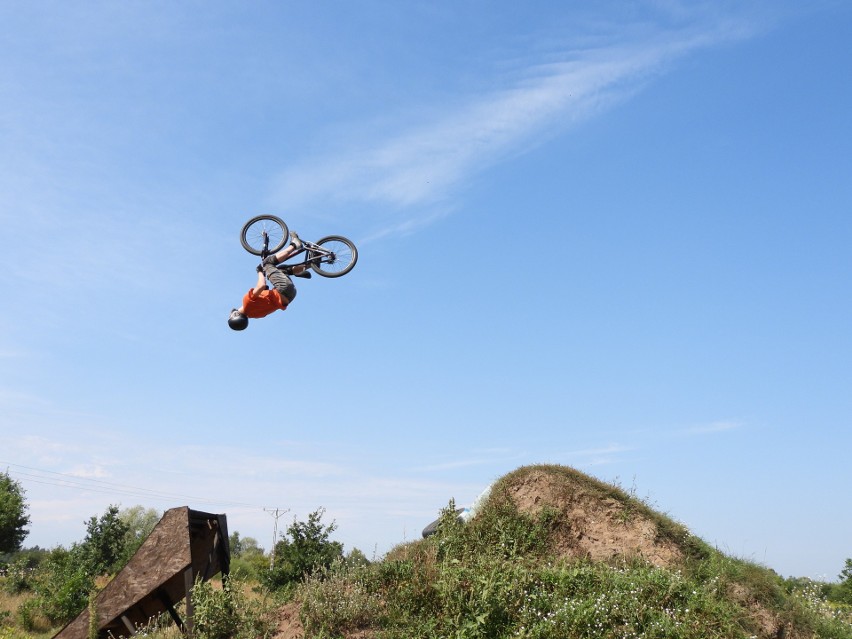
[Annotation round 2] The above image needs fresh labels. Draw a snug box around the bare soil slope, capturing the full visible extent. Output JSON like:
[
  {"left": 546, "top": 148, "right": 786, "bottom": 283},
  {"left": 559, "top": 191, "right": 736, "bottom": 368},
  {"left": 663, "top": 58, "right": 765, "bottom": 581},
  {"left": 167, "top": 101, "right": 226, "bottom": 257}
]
[
  {"left": 502, "top": 465, "right": 685, "bottom": 567},
  {"left": 499, "top": 465, "right": 798, "bottom": 638}
]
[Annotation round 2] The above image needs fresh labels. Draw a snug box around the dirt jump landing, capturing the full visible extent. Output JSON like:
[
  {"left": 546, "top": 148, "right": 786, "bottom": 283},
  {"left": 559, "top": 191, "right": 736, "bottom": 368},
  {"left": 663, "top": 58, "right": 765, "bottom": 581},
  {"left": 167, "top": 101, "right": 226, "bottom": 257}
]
[{"left": 53, "top": 507, "right": 230, "bottom": 639}]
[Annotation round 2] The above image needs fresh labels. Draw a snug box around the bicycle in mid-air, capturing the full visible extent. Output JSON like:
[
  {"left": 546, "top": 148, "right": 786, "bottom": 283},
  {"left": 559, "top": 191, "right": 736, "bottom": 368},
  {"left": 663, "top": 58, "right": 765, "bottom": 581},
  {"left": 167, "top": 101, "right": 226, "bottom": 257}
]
[{"left": 240, "top": 215, "right": 358, "bottom": 278}]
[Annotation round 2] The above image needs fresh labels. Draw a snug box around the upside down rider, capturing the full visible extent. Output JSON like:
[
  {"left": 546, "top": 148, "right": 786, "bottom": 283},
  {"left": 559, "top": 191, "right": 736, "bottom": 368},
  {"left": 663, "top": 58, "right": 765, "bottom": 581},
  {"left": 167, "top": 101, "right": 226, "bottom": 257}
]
[{"left": 228, "top": 231, "right": 309, "bottom": 331}]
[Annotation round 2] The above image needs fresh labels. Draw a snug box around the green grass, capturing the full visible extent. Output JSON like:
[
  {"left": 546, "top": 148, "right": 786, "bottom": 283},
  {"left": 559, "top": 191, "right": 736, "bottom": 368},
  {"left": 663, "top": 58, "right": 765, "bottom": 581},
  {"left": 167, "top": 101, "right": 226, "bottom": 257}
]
[{"left": 0, "top": 589, "right": 56, "bottom": 639}]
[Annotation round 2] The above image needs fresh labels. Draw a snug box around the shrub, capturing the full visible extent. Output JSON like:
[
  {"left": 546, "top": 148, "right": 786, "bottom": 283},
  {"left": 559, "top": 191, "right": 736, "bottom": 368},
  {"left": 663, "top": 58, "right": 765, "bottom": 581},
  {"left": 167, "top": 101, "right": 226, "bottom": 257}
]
[
  {"left": 299, "top": 561, "right": 383, "bottom": 636},
  {"left": 20, "top": 547, "right": 93, "bottom": 627},
  {"left": 261, "top": 509, "right": 343, "bottom": 590},
  {"left": 1, "top": 550, "right": 46, "bottom": 594},
  {"left": 0, "top": 626, "right": 33, "bottom": 639},
  {"left": 191, "top": 577, "right": 276, "bottom": 639},
  {"left": 229, "top": 553, "right": 269, "bottom": 582}
]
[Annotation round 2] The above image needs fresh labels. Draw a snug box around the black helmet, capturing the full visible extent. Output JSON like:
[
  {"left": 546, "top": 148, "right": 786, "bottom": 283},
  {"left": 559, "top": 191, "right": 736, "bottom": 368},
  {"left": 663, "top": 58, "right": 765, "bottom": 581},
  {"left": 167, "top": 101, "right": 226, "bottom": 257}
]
[{"left": 228, "top": 309, "right": 248, "bottom": 331}]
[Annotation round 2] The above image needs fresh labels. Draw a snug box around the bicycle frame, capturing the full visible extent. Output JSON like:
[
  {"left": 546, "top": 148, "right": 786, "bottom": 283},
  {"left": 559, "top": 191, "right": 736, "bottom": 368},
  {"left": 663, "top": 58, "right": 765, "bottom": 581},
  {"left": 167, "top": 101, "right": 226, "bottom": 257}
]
[{"left": 260, "top": 233, "right": 336, "bottom": 268}]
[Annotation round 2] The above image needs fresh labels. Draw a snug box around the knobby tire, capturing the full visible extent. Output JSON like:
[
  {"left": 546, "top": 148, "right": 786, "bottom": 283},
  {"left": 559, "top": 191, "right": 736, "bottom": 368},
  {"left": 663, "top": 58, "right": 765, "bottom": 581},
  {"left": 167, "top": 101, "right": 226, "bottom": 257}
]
[
  {"left": 309, "top": 235, "right": 358, "bottom": 278},
  {"left": 241, "top": 215, "right": 289, "bottom": 256}
]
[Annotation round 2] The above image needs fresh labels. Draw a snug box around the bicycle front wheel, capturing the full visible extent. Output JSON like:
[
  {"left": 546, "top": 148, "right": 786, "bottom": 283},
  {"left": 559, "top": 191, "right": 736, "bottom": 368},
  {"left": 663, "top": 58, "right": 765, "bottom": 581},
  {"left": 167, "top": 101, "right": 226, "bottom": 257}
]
[
  {"left": 310, "top": 236, "right": 358, "bottom": 278},
  {"left": 241, "top": 215, "right": 289, "bottom": 256}
]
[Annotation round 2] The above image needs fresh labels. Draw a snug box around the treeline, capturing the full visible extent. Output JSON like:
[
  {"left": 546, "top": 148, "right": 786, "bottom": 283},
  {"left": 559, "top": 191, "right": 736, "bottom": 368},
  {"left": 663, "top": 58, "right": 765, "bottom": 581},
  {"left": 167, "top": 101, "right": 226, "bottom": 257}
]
[
  {"left": 0, "top": 470, "right": 363, "bottom": 638},
  {"left": 1, "top": 505, "right": 161, "bottom": 629}
]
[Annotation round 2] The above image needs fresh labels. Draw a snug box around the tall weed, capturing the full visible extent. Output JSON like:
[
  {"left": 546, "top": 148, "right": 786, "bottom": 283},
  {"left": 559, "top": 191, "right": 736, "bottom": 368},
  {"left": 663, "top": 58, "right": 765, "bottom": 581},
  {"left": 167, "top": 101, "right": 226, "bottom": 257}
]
[{"left": 190, "top": 577, "right": 276, "bottom": 639}]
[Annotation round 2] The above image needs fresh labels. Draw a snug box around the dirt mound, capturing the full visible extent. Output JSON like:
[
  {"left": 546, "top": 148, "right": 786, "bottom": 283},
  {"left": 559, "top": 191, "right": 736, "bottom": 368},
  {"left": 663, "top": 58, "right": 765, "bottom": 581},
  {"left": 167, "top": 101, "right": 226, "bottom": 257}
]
[
  {"left": 497, "top": 466, "right": 805, "bottom": 639},
  {"left": 499, "top": 465, "right": 685, "bottom": 568},
  {"left": 274, "top": 465, "right": 816, "bottom": 639}
]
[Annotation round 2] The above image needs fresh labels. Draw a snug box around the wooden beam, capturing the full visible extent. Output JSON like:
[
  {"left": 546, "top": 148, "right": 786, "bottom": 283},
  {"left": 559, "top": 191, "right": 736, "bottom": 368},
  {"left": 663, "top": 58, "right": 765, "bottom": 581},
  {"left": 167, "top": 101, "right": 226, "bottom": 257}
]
[
  {"left": 120, "top": 614, "right": 136, "bottom": 635},
  {"left": 155, "top": 588, "right": 185, "bottom": 634},
  {"left": 183, "top": 567, "right": 195, "bottom": 638}
]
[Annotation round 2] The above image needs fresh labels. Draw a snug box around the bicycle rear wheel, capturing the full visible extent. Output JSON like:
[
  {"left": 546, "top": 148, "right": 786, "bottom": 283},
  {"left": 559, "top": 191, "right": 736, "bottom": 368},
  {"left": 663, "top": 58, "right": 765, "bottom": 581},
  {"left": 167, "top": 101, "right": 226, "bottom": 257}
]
[
  {"left": 309, "top": 236, "right": 358, "bottom": 278},
  {"left": 241, "top": 215, "right": 289, "bottom": 256}
]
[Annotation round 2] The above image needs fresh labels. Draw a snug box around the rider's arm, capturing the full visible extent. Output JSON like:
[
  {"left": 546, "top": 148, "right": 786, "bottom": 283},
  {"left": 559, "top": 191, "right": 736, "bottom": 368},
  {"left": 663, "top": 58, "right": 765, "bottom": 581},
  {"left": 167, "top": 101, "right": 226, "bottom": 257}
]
[{"left": 252, "top": 270, "right": 268, "bottom": 295}]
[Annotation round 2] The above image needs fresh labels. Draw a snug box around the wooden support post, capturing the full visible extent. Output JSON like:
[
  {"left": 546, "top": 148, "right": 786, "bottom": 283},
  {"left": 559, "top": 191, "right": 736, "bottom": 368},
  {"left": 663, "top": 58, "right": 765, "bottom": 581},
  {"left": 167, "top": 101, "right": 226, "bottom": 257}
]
[
  {"left": 156, "top": 588, "right": 185, "bottom": 634},
  {"left": 183, "top": 567, "right": 195, "bottom": 638},
  {"left": 120, "top": 614, "right": 136, "bottom": 635}
]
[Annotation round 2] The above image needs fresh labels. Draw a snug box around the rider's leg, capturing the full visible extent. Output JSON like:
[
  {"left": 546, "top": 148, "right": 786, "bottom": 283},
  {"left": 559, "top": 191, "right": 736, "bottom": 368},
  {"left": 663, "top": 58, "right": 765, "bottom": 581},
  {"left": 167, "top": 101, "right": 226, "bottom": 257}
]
[
  {"left": 263, "top": 264, "right": 297, "bottom": 304},
  {"left": 263, "top": 231, "right": 303, "bottom": 266}
]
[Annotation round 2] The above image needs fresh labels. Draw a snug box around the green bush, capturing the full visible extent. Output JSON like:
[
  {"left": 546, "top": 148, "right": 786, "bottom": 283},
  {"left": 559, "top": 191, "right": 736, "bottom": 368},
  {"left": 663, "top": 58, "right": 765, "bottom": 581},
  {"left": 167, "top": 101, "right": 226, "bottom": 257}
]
[
  {"left": 191, "top": 577, "right": 276, "bottom": 639},
  {"left": 299, "top": 561, "right": 384, "bottom": 636},
  {"left": 1, "top": 549, "right": 47, "bottom": 594},
  {"left": 0, "top": 625, "right": 34, "bottom": 639},
  {"left": 261, "top": 509, "right": 343, "bottom": 590},
  {"left": 229, "top": 553, "right": 269, "bottom": 582},
  {"left": 20, "top": 547, "right": 93, "bottom": 628},
  {"left": 227, "top": 532, "right": 268, "bottom": 582}
]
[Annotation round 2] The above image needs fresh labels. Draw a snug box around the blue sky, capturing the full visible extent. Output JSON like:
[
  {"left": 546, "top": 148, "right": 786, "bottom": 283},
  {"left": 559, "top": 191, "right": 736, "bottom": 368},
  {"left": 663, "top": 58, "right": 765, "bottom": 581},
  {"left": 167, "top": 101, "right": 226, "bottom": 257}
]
[{"left": 1, "top": 1, "right": 850, "bottom": 579}]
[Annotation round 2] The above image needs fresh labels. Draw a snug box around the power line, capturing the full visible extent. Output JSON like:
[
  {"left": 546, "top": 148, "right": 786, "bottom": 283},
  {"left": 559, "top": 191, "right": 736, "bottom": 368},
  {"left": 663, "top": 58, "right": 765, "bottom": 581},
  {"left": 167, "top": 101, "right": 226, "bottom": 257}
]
[{"left": 1, "top": 460, "right": 274, "bottom": 511}]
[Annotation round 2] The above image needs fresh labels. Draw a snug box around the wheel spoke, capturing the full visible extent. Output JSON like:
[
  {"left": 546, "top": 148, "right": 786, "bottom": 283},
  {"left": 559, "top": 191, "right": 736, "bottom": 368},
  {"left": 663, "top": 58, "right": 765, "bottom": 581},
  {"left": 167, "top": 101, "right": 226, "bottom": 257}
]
[
  {"left": 241, "top": 215, "right": 288, "bottom": 255},
  {"left": 310, "top": 237, "right": 357, "bottom": 277}
]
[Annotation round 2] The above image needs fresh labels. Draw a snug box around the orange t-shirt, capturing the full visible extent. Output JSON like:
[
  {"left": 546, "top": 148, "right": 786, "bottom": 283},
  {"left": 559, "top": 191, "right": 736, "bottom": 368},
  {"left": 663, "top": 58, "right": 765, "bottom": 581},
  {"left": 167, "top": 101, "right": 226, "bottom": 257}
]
[{"left": 242, "top": 288, "right": 287, "bottom": 318}]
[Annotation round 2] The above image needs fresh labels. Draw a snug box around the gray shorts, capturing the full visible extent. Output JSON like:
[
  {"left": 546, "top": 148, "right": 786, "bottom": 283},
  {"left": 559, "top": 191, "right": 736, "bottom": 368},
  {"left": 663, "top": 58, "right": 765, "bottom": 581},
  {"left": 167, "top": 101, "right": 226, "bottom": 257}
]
[{"left": 263, "top": 264, "right": 296, "bottom": 303}]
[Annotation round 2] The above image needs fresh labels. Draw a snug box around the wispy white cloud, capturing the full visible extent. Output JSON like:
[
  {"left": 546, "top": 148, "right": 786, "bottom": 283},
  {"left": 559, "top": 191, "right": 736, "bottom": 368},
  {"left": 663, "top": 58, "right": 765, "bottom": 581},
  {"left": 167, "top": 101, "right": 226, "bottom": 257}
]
[
  {"left": 66, "top": 465, "right": 110, "bottom": 479},
  {"left": 683, "top": 419, "right": 743, "bottom": 435},
  {"left": 271, "top": 15, "right": 754, "bottom": 238}
]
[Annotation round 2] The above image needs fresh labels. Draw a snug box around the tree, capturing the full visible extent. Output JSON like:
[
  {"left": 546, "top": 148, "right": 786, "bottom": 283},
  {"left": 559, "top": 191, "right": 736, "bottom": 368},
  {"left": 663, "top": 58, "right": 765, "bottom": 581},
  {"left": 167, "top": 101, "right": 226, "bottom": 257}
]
[
  {"left": 118, "top": 505, "right": 160, "bottom": 561},
  {"left": 240, "top": 536, "right": 263, "bottom": 557},
  {"left": 343, "top": 547, "right": 370, "bottom": 569},
  {"left": 262, "top": 508, "right": 343, "bottom": 589},
  {"left": 837, "top": 557, "right": 852, "bottom": 604},
  {"left": 229, "top": 531, "right": 268, "bottom": 581},
  {"left": 0, "top": 470, "right": 30, "bottom": 554},
  {"left": 229, "top": 530, "right": 245, "bottom": 557},
  {"left": 77, "top": 505, "right": 130, "bottom": 576},
  {"left": 229, "top": 532, "right": 263, "bottom": 559}
]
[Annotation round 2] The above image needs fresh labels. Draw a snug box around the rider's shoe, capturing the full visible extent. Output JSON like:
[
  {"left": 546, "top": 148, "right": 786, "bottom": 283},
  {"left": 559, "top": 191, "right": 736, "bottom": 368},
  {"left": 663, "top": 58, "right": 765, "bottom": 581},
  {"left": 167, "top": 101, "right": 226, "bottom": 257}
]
[
  {"left": 294, "top": 271, "right": 311, "bottom": 279},
  {"left": 289, "top": 231, "right": 303, "bottom": 250}
]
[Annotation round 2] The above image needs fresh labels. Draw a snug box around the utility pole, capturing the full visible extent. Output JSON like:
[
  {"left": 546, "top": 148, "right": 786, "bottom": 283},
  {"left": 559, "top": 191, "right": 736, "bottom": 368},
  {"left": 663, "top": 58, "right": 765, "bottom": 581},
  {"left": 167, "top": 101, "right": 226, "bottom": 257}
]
[{"left": 264, "top": 508, "right": 288, "bottom": 568}]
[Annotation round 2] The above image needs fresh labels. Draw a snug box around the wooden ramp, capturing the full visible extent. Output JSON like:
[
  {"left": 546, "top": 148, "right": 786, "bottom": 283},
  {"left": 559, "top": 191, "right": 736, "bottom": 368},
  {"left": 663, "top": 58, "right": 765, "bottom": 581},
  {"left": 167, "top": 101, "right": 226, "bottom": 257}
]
[{"left": 53, "top": 507, "right": 230, "bottom": 639}]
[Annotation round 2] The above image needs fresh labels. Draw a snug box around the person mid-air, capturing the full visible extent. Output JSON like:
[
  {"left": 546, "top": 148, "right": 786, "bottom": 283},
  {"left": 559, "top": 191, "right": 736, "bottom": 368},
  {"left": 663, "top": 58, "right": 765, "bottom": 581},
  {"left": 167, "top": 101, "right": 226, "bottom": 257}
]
[{"left": 227, "top": 232, "right": 310, "bottom": 331}]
